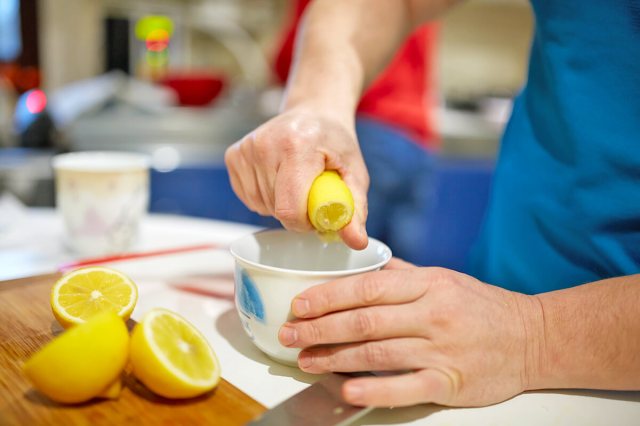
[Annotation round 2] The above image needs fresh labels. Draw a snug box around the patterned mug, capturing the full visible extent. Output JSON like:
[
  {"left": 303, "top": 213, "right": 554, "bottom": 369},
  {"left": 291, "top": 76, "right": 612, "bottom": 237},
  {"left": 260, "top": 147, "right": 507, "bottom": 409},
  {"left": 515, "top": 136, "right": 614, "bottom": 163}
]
[{"left": 52, "top": 151, "right": 149, "bottom": 256}]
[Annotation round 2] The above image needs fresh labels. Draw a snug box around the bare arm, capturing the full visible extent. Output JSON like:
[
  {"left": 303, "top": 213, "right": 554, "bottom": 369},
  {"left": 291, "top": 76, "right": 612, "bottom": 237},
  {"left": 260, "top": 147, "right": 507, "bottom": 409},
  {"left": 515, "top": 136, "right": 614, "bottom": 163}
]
[
  {"left": 287, "top": 0, "right": 639, "bottom": 396},
  {"left": 530, "top": 275, "right": 640, "bottom": 391},
  {"left": 284, "top": 0, "right": 459, "bottom": 121},
  {"left": 225, "top": 0, "right": 459, "bottom": 249}
]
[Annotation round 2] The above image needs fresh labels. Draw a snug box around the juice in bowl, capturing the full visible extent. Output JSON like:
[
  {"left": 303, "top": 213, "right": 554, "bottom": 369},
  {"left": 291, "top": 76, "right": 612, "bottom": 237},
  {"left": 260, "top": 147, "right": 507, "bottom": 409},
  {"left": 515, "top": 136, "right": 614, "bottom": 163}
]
[{"left": 229, "top": 229, "right": 392, "bottom": 366}]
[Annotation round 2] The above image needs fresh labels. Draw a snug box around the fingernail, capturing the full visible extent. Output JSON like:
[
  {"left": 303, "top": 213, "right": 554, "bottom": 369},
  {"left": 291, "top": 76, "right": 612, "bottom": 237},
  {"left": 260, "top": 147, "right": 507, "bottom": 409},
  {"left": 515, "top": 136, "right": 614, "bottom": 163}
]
[
  {"left": 292, "top": 298, "right": 309, "bottom": 317},
  {"left": 298, "top": 351, "right": 313, "bottom": 369},
  {"left": 279, "top": 325, "right": 298, "bottom": 346},
  {"left": 344, "top": 384, "right": 363, "bottom": 403}
]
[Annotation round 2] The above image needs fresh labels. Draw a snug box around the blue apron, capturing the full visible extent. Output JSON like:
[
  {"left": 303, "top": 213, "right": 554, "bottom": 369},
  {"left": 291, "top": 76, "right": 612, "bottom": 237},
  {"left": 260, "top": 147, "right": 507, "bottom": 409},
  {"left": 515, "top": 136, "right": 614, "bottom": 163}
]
[{"left": 470, "top": 1, "right": 640, "bottom": 293}]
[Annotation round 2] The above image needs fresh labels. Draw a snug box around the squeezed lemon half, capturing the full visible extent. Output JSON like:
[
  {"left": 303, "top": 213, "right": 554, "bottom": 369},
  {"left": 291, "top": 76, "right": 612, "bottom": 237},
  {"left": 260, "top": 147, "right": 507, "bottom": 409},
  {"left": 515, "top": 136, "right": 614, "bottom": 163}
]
[
  {"left": 23, "top": 311, "right": 129, "bottom": 404},
  {"left": 130, "top": 308, "right": 221, "bottom": 399},
  {"left": 307, "top": 171, "right": 354, "bottom": 236},
  {"left": 50, "top": 266, "right": 138, "bottom": 329}
]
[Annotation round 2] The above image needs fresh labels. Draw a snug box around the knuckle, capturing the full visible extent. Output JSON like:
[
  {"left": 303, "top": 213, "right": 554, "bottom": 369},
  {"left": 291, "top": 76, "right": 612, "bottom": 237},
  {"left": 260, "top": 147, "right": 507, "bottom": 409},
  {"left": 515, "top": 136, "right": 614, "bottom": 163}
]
[
  {"left": 426, "top": 267, "right": 448, "bottom": 282},
  {"left": 239, "top": 137, "right": 254, "bottom": 157},
  {"left": 416, "top": 372, "right": 435, "bottom": 399},
  {"left": 419, "top": 368, "right": 459, "bottom": 405},
  {"left": 353, "top": 310, "right": 376, "bottom": 339},
  {"left": 312, "top": 289, "right": 331, "bottom": 315},
  {"left": 281, "top": 135, "right": 305, "bottom": 156},
  {"left": 252, "top": 134, "right": 273, "bottom": 158},
  {"left": 363, "top": 342, "right": 387, "bottom": 367},
  {"left": 358, "top": 275, "right": 385, "bottom": 304},
  {"left": 313, "top": 347, "right": 335, "bottom": 371},
  {"left": 224, "top": 144, "right": 238, "bottom": 166},
  {"left": 287, "top": 115, "right": 321, "bottom": 138},
  {"left": 429, "top": 267, "right": 457, "bottom": 285},
  {"left": 302, "top": 321, "right": 324, "bottom": 345},
  {"left": 274, "top": 206, "right": 301, "bottom": 225}
]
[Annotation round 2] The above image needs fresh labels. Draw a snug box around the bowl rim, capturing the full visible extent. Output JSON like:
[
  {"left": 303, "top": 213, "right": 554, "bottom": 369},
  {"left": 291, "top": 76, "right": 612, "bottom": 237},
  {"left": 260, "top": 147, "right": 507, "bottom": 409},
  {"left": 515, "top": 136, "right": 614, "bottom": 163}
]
[{"left": 229, "top": 229, "right": 392, "bottom": 277}]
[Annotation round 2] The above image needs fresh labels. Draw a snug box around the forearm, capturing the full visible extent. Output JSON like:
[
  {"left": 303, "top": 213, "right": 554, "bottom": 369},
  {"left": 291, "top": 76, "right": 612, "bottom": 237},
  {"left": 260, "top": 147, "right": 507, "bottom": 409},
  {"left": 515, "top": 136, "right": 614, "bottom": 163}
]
[
  {"left": 529, "top": 275, "right": 640, "bottom": 390},
  {"left": 282, "top": 0, "right": 457, "bottom": 122}
]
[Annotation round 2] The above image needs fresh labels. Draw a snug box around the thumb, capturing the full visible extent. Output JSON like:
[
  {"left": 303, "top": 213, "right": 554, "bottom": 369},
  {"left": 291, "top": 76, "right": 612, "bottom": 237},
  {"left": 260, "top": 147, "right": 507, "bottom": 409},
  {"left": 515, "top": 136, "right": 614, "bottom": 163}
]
[{"left": 339, "top": 169, "right": 369, "bottom": 250}]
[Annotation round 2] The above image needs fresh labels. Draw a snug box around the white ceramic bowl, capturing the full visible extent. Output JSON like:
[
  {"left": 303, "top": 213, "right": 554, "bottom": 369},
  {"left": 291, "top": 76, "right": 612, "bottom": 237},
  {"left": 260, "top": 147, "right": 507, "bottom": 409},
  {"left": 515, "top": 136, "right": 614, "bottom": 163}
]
[{"left": 229, "top": 229, "right": 392, "bottom": 366}]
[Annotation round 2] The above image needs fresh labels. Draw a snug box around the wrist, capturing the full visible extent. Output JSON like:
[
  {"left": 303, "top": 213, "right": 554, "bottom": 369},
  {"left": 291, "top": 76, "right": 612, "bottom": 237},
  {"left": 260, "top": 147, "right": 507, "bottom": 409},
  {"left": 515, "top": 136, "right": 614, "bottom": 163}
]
[
  {"left": 515, "top": 293, "right": 550, "bottom": 392},
  {"left": 281, "top": 89, "right": 358, "bottom": 128},
  {"left": 280, "top": 50, "right": 363, "bottom": 126}
]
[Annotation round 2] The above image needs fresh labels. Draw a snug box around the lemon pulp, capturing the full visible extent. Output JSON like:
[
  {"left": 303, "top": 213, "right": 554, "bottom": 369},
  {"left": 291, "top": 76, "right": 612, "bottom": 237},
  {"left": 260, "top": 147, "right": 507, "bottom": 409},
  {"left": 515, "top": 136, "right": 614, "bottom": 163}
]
[
  {"left": 50, "top": 266, "right": 138, "bottom": 328},
  {"left": 130, "top": 308, "right": 221, "bottom": 399}
]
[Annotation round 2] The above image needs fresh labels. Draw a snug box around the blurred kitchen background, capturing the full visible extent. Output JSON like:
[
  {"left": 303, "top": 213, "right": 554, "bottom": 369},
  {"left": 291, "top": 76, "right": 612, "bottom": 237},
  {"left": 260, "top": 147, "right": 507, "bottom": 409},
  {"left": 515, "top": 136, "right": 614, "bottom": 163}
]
[{"left": 0, "top": 0, "right": 533, "bottom": 269}]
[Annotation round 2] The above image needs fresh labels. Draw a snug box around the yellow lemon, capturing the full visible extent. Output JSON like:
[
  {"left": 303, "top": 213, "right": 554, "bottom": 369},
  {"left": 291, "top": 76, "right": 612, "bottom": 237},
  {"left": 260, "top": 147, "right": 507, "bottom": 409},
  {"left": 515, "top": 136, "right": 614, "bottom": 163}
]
[
  {"left": 307, "top": 171, "right": 355, "bottom": 235},
  {"left": 130, "top": 308, "right": 221, "bottom": 399},
  {"left": 51, "top": 266, "right": 138, "bottom": 328},
  {"left": 23, "top": 311, "right": 129, "bottom": 404},
  {"left": 97, "top": 378, "right": 123, "bottom": 400}
]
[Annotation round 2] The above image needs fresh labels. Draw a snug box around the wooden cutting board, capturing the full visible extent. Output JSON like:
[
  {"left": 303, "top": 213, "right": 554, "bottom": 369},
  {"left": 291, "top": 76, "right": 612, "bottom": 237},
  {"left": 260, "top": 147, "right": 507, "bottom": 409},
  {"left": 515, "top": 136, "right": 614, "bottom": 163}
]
[{"left": 0, "top": 273, "right": 266, "bottom": 425}]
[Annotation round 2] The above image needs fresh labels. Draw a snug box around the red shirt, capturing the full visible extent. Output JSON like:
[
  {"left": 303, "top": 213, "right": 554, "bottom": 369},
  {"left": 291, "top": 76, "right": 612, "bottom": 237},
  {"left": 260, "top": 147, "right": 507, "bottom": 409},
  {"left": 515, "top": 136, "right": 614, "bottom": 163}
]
[{"left": 273, "top": 1, "right": 439, "bottom": 148}]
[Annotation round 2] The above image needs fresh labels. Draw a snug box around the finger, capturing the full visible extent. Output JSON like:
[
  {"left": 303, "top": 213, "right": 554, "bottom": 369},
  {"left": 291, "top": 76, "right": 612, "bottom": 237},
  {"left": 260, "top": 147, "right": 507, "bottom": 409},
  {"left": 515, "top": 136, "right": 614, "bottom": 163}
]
[
  {"left": 248, "top": 134, "right": 277, "bottom": 215},
  {"left": 226, "top": 141, "right": 267, "bottom": 215},
  {"left": 291, "top": 269, "right": 429, "bottom": 318},
  {"left": 342, "top": 368, "right": 457, "bottom": 407},
  {"left": 255, "top": 168, "right": 276, "bottom": 215},
  {"left": 273, "top": 157, "right": 324, "bottom": 232},
  {"left": 339, "top": 164, "right": 369, "bottom": 250},
  {"left": 244, "top": 169, "right": 270, "bottom": 216},
  {"left": 225, "top": 143, "right": 253, "bottom": 209},
  {"left": 279, "top": 304, "right": 426, "bottom": 348},
  {"left": 384, "top": 258, "right": 415, "bottom": 270},
  {"left": 339, "top": 216, "right": 368, "bottom": 250},
  {"left": 237, "top": 141, "right": 270, "bottom": 216},
  {"left": 297, "top": 337, "right": 433, "bottom": 373}
]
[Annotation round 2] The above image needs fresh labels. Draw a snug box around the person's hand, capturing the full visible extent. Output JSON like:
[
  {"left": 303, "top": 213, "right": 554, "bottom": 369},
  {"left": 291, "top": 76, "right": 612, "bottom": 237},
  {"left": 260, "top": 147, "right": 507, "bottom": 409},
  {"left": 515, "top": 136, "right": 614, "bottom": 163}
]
[
  {"left": 224, "top": 109, "right": 369, "bottom": 250},
  {"left": 278, "top": 258, "right": 544, "bottom": 407}
]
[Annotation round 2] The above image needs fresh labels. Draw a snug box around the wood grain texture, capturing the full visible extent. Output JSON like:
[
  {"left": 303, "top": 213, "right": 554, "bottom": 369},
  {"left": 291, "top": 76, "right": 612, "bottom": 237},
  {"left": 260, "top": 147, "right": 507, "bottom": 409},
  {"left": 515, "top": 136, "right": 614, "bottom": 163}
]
[{"left": 0, "top": 273, "right": 265, "bottom": 425}]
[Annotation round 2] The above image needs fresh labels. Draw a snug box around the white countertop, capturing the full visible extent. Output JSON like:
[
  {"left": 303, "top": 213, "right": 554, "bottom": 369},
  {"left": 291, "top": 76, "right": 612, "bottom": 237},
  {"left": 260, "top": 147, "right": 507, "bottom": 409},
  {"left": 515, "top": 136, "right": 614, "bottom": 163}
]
[{"left": 2, "top": 205, "right": 639, "bottom": 425}]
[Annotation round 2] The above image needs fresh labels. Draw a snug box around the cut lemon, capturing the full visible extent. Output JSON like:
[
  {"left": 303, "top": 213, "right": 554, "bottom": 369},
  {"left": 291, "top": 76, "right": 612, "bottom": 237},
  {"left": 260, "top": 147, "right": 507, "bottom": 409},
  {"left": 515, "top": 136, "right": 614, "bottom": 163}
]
[
  {"left": 130, "top": 308, "right": 221, "bottom": 399},
  {"left": 97, "top": 378, "right": 123, "bottom": 400},
  {"left": 307, "top": 171, "right": 354, "bottom": 234},
  {"left": 23, "top": 311, "right": 129, "bottom": 404},
  {"left": 51, "top": 266, "right": 138, "bottom": 329}
]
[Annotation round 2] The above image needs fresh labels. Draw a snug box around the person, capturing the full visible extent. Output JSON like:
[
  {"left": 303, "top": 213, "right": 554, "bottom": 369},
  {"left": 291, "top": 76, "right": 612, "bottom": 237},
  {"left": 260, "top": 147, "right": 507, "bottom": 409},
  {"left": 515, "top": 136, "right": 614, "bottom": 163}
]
[
  {"left": 272, "top": 0, "right": 440, "bottom": 264},
  {"left": 224, "top": 0, "right": 640, "bottom": 408}
]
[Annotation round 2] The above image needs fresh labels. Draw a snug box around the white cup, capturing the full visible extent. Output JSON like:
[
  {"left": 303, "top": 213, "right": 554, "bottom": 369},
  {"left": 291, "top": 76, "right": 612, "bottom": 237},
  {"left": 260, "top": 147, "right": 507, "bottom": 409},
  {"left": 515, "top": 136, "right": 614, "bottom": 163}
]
[
  {"left": 230, "top": 229, "right": 392, "bottom": 366},
  {"left": 52, "top": 151, "right": 150, "bottom": 256}
]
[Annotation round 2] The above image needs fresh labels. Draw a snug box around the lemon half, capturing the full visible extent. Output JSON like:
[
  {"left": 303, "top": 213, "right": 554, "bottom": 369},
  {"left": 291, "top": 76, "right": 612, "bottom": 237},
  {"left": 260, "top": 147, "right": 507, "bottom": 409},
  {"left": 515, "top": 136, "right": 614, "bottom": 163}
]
[
  {"left": 307, "top": 171, "right": 354, "bottom": 234},
  {"left": 23, "top": 311, "right": 129, "bottom": 404},
  {"left": 130, "top": 308, "right": 221, "bottom": 399},
  {"left": 51, "top": 266, "right": 138, "bottom": 329}
]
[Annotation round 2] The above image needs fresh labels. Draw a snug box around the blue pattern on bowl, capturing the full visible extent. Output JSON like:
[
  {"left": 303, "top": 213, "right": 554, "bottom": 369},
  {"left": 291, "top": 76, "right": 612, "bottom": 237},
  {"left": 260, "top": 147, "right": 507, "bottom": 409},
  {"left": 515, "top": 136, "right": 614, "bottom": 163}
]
[{"left": 237, "top": 268, "right": 265, "bottom": 323}]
